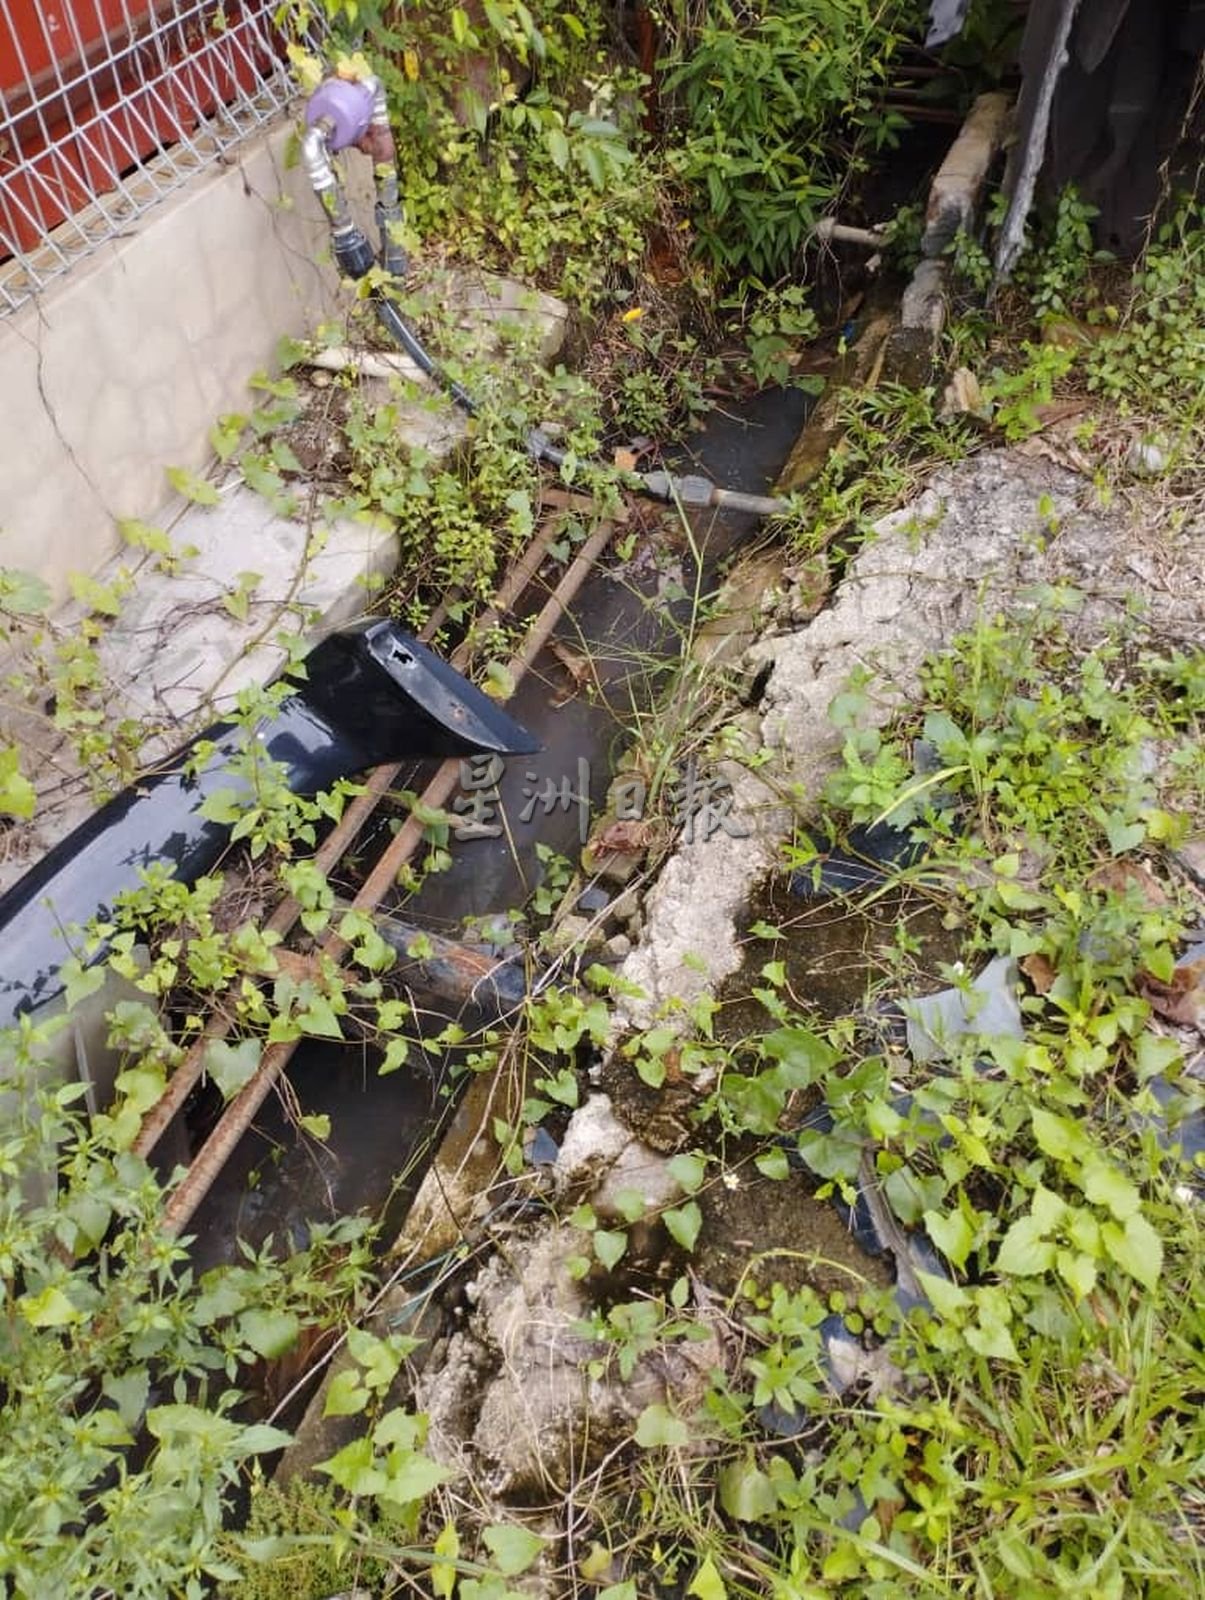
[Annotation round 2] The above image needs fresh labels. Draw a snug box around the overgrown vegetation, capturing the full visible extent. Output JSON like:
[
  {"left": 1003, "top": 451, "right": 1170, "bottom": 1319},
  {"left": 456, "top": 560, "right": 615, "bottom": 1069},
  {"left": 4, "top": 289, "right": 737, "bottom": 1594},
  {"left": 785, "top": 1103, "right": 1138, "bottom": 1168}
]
[
  {"left": 199, "top": 595, "right": 1205, "bottom": 1599},
  {"left": 286, "top": 2, "right": 652, "bottom": 308},
  {"left": 5, "top": 1, "right": 1205, "bottom": 1595},
  {"left": 0, "top": 1043, "right": 375, "bottom": 1597},
  {"left": 660, "top": 0, "right": 919, "bottom": 281},
  {"left": 954, "top": 191, "right": 1205, "bottom": 459},
  {"left": 537, "top": 604, "right": 1204, "bottom": 1598},
  {"left": 252, "top": 0, "right": 950, "bottom": 619}
]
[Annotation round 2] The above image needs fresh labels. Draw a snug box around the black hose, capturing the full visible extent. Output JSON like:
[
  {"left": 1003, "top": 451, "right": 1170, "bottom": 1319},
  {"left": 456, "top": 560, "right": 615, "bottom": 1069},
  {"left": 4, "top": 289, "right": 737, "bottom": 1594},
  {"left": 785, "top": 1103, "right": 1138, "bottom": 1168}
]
[
  {"left": 374, "top": 294, "right": 573, "bottom": 472},
  {"left": 373, "top": 293, "right": 478, "bottom": 416},
  {"left": 370, "top": 297, "right": 795, "bottom": 510},
  {"left": 303, "top": 100, "right": 671, "bottom": 491},
  {"left": 370, "top": 292, "right": 795, "bottom": 513}
]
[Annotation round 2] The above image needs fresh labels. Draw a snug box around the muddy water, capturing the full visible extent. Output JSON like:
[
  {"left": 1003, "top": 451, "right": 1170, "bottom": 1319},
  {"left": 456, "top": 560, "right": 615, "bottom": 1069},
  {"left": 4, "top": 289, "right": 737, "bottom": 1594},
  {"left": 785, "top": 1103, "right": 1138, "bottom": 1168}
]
[
  {"left": 187, "top": 1038, "right": 442, "bottom": 1276},
  {"left": 186, "top": 386, "right": 816, "bottom": 1265},
  {"left": 382, "top": 383, "right": 818, "bottom": 923}
]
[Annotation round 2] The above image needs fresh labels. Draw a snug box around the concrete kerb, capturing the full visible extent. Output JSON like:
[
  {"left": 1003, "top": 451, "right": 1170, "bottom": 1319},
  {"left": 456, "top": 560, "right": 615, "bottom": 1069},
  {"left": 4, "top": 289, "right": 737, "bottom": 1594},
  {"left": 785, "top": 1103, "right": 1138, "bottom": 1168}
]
[{"left": 615, "top": 448, "right": 1139, "bottom": 1026}]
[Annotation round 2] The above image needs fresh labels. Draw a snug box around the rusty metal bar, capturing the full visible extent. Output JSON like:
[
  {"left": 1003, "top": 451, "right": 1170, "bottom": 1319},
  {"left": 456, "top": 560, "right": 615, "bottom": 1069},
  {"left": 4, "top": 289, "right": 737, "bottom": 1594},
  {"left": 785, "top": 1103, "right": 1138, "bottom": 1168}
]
[
  {"left": 370, "top": 914, "right": 526, "bottom": 1013},
  {"left": 160, "top": 512, "right": 618, "bottom": 1234},
  {"left": 132, "top": 764, "right": 405, "bottom": 1159},
  {"left": 409, "top": 486, "right": 583, "bottom": 653},
  {"left": 133, "top": 506, "right": 579, "bottom": 1163}
]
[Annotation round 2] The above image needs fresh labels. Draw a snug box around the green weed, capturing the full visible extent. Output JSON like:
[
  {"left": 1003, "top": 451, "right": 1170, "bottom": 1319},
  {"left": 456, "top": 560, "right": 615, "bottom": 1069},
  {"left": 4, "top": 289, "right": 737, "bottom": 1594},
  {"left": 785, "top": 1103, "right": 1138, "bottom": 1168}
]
[{"left": 660, "top": 0, "right": 917, "bottom": 284}]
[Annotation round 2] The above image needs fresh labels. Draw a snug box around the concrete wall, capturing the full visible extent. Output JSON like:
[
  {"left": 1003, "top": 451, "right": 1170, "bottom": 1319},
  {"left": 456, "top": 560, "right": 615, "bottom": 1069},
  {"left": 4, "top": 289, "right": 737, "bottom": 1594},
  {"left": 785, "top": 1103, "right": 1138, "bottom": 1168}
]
[{"left": 0, "top": 117, "right": 348, "bottom": 602}]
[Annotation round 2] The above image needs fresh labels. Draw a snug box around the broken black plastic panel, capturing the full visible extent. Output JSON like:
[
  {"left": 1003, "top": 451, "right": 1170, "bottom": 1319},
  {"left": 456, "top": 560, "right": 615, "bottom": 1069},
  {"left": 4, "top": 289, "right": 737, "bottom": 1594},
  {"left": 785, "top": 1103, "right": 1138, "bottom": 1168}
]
[
  {"left": 0, "top": 622, "right": 539, "bottom": 1030},
  {"left": 300, "top": 621, "right": 537, "bottom": 759},
  {"left": 789, "top": 821, "right": 929, "bottom": 900}
]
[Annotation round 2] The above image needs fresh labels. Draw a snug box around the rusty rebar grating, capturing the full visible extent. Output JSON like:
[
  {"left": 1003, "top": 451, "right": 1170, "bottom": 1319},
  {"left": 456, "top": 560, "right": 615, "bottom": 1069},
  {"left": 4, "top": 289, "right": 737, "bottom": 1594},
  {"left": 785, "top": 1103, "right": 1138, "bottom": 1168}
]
[{"left": 127, "top": 489, "right": 622, "bottom": 1235}]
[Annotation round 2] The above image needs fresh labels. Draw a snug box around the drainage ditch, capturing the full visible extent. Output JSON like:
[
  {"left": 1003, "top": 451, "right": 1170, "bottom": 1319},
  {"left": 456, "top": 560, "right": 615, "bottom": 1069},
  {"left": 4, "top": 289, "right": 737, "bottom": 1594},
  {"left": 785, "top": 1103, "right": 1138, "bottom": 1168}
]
[{"left": 177, "top": 384, "right": 816, "bottom": 1280}]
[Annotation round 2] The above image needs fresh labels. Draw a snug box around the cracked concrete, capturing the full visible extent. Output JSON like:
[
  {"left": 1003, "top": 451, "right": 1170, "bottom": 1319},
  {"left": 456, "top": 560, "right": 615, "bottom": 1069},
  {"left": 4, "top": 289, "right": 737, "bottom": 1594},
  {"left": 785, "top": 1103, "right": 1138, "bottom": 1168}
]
[
  {"left": 412, "top": 1096, "right": 714, "bottom": 1500},
  {"left": 618, "top": 446, "right": 1205, "bottom": 1025}
]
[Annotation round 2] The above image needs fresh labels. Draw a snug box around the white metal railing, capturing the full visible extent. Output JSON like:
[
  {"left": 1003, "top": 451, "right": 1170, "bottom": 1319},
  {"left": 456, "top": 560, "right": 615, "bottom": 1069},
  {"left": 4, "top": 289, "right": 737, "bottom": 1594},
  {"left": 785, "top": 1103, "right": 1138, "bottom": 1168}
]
[{"left": 0, "top": 1, "right": 300, "bottom": 314}]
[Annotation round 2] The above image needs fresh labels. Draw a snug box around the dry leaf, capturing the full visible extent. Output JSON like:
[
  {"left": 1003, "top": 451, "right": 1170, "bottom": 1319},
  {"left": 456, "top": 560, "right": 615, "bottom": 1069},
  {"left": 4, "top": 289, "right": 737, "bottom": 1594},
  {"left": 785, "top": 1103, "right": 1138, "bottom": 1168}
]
[
  {"left": 613, "top": 447, "right": 639, "bottom": 473},
  {"left": 590, "top": 818, "right": 655, "bottom": 857},
  {"left": 1031, "top": 399, "right": 1090, "bottom": 430},
  {"left": 1040, "top": 316, "right": 1096, "bottom": 349},
  {"left": 940, "top": 366, "right": 986, "bottom": 420},
  {"left": 547, "top": 638, "right": 593, "bottom": 706},
  {"left": 1086, "top": 859, "right": 1168, "bottom": 907},
  {"left": 1140, "top": 958, "right": 1205, "bottom": 1030},
  {"left": 1014, "top": 432, "right": 1095, "bottom": 474},
  {"left": 1020, "top": 952, "right": 1056, "bottom": 994},
  {"left": 875, "top": 1498, "right": 904, "bottom": 1536}
]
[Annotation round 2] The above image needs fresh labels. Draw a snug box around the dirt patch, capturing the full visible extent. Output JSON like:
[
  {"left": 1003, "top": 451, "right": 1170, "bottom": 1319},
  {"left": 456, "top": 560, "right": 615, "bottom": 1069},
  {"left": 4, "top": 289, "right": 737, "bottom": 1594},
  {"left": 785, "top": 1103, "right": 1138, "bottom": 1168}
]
[
  {"left": 597, "top": 1053, "right": 701, "bottom": 1152},
  {"left": 718, "top": 876, "right": 964, "bottom": 1041},
  {"left": 695, "top": 1168, "right": 892, "bottom": 1302}
]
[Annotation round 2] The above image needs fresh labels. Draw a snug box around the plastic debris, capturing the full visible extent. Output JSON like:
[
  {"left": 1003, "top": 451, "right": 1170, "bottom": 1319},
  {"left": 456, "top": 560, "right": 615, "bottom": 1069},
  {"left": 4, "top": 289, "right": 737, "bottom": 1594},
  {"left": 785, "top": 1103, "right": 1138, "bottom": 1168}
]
[
  {"left": 926, "top": 0, "right": 974, "bottom": 48},
  {"left": 902, "top": 956, "right": 1025, "bottom": 1065},
  {"left": 527, "top": 1127, "right": 561, "bottom": 1167},
  {"left": 789, "top": 821, "right": 926, "bottom": 900}
]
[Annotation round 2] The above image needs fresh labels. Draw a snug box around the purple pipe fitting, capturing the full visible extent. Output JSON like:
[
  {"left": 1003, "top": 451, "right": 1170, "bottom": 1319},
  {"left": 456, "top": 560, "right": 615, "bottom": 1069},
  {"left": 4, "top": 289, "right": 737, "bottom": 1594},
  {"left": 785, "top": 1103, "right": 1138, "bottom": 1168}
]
[{"left": 304, "top": 76, "right": 376, "bottom": 152}]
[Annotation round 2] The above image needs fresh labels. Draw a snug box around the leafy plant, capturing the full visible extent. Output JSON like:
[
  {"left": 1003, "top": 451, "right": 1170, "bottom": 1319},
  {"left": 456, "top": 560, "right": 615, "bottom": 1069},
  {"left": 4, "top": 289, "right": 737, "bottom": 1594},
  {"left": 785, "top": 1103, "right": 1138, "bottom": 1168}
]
[
  {"left": 729, "top": 280, "right": 821, "bottom": 387},
  {"left": 1085, "top": 197, "right": 1205, "bottom": 414},
  {"left": 661, "top": 0, "right": 917, "bottom": 282},
  {"left": 0, "top": 1029, "right": 374, "bottom": 1597},
  {"left": 1012, "top": 184, "right": 1107, "bottom": 319},
  {"left": 781, "top": 381, "right": 976, "bottom": 554},
  {"left": 284, "top": 3, "right": 653, "bottom": 312}
]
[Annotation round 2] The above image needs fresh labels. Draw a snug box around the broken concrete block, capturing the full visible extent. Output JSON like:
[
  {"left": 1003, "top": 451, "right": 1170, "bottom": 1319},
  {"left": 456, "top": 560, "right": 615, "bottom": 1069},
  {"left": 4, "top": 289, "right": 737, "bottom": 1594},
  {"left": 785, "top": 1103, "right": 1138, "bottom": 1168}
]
[
  {"left": 581, "top": 844, "right": 643, "bottom": 886},
  {"left": 593, "top": 1137, "right": 684, "bottom": 1221},
  {"left": 901, "top": 258, "right": 948, "bottom": 335},
  {"left": 921, "top": 91, "right": 1012, "bottom": 257},
  {"left": 554, "top": 1095, "right": 634, "bottom": 1189},
  {"left": 545, "top": 913, "right": 602, "bottom": 956}
]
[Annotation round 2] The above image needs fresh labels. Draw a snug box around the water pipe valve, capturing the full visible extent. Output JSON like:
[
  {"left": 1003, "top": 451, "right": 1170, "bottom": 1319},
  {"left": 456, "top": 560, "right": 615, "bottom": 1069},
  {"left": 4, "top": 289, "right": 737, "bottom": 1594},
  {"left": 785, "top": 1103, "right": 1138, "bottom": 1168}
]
[
  {"left": 301, "top": 73, "right": 407, "bottom": 281},
  {"left": 304, "top": 75, "right": 376, "bottom": 153}
]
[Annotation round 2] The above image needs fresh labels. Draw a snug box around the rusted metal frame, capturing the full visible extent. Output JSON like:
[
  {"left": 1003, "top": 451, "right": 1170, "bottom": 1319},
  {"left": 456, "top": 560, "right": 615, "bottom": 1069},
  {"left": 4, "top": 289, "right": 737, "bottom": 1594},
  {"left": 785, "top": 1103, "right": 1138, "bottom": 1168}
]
[
  {"left": 160, "top": 512, "right": 618, "bottom": 1235},
  {"left": 131, "top": 763, "right": 402, "bottom": 1159},
  {"left": 132, "top": 505, "right": 579, "bottom": 1163},
  {"left": 411, "top": 483, "right": 583, "bottom": 649}
]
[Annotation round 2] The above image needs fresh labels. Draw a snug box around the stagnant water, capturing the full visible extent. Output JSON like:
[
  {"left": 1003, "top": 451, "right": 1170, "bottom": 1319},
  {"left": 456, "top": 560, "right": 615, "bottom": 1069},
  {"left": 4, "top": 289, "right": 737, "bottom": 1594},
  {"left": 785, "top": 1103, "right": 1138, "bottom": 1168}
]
[{"left": 185, "top": 385, "right": 816, "bottom": 1271}]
